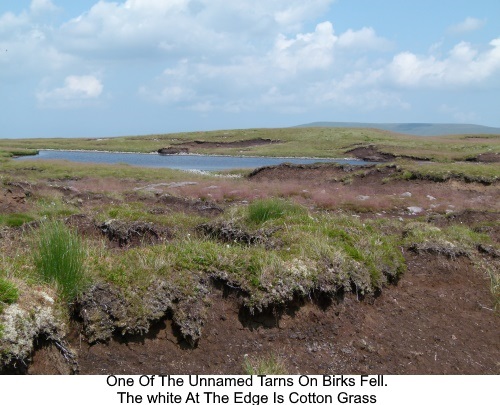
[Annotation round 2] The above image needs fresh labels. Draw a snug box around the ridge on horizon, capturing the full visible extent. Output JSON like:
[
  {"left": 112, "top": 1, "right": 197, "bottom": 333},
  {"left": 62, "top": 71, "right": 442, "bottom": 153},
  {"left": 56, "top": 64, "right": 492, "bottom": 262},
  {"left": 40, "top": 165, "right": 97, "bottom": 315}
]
[{"left": 295, "top": 121, "right": 500, "bottom": 136}]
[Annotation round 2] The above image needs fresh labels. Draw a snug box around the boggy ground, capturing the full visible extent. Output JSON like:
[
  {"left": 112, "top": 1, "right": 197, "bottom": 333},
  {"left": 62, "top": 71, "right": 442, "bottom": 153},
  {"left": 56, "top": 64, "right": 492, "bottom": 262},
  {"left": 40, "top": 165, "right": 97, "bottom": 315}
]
[{"left": 1, "top": 158, "right": 499, "bottom": 375}]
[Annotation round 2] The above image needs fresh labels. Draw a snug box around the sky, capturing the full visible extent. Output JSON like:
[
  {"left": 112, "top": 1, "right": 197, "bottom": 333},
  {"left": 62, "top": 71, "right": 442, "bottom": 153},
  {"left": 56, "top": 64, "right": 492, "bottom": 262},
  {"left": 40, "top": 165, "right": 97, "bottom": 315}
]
[{"left": 1, "top": 0, "right": 500, "bottom": 138}]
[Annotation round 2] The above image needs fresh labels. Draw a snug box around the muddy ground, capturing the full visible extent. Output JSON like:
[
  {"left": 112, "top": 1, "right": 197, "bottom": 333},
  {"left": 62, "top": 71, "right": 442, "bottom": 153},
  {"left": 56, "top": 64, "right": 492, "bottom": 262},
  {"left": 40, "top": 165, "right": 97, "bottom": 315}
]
[
  {"left": 2, "top": 162, "right": 499, "bottom": 375},
  {"left": 158, "top": 138, "right": 281, "bottom": 154},
  {"left": 53, "top": 252, "right": 497, "bottom": 375},
  {"left": 24, "top": 251, "right": 499, "bottom": 375}
]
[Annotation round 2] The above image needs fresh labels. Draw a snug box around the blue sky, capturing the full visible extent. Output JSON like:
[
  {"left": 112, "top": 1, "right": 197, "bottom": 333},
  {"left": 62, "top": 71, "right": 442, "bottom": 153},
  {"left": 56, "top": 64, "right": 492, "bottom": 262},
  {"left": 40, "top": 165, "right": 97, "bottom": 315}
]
[{"left": 1, "top": 0, "right": 499, "bottom": 138}]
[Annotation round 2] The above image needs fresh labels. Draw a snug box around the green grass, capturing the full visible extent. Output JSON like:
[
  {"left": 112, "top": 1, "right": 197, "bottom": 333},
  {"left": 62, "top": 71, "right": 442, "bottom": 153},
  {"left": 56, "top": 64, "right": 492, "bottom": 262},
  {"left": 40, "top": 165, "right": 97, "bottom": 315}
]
[
  {"left": 0, "top": 278, "right": 19, "bottom": 305},
  {"left": 0, "top": 278, "right": 19, "bottom": 339},
  {"left": 247, "top": 198, "right": 306, "bottom": 224},
  {"left": 403, "top": 222, "right": 490, "bottom": 251},
  {"left": 395, "top": 161, "right": 499, "bottom": 184},
  {"left": 0, "top": 213, "right": 35, "bottom": 227},
  {"left": 0, "top": 159, "right": 208, "bottom": 183},
  {"left": 33, "top": 220, "right": 87, "bottom": 301},
  {"left": 0, "top": 148, "right": 38, "bottom": 161}
]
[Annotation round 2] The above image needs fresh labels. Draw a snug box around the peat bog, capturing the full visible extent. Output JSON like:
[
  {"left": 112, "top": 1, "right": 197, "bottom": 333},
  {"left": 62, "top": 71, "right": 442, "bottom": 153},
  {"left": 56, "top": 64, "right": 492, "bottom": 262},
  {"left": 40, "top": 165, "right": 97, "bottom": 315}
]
[{"left": 0, "top": 127, "right": 499, "bottom": 374}]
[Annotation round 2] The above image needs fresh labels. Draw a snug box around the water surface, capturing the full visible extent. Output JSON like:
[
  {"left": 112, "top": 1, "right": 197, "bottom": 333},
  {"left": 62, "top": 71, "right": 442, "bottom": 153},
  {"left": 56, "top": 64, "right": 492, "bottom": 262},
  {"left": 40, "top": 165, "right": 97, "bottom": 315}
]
[{"left": 19, "top": 150, "right": 368, "bottom": 171}]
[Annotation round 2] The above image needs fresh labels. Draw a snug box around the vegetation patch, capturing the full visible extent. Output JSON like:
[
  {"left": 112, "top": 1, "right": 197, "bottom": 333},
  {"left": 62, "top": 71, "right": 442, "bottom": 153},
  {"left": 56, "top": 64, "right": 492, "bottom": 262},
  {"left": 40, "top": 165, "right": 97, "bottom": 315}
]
[
  {"left": 197, "top": 220, "right": 281, "bottom": 248},
  {"left": 0, "top": 213, "right": 35, "bottom": 227},
  {"left": 33, "top": 220, "right": 87, "bottom": 301},
  {"left": 0, "top": 278, "right": 19, "bottom": 305},
  {"left": 0, "top": 280, "right": 76, "bottom": 373},
  {"left": 243, "top": 352, "right": 289, "bottom": 374},
  {"left": 403, "top": 222, "right": 490, "bottom": 256},
  {"left": 395, "top": 161, "right": 499, "bottom": 184},
  {"left": 247, "top": 198, "right": 306, "bottom": 224},
  {"left": 98, "top": 219, "right": 173, "bottom": 248},
  {"left": 76, "top": 276, "right": 209, "bottom": 346}
]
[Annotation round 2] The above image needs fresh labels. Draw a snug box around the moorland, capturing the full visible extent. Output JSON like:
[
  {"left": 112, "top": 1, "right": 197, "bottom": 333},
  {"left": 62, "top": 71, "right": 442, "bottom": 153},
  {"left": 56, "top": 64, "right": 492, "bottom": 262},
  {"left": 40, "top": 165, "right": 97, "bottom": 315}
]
[{"left": 0, "top": 126, "right": 498, "bottom": 374}]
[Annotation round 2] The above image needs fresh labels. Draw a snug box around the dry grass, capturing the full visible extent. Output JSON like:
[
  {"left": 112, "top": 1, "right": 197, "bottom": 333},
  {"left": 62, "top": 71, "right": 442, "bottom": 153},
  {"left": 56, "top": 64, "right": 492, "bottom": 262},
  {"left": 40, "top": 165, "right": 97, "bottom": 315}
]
[{"left": 243, "top": 353, "right": 289, "bottom": 375}]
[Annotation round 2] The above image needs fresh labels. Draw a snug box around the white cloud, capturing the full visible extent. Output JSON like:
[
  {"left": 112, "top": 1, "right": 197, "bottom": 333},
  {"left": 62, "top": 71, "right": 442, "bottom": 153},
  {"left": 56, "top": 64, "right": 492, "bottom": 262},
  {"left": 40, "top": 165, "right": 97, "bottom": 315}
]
[
  {"left": 57, "top": 0, "right": 229, "bottom": 59},
  {"left": 448, "top": 17, "right": 486, "bottom": 34},
  {"left": 56, "top": 0, "right": 338, "bottom": 61},
  {"left": 273, "top": 0, "right": 335, "bottom": 30},
  {"left": 37, "top": 75, "right": 103, "bottom": 106},
  {"left": 337, "top": 27, "right": 391, "bottom": 51},
  {"left": 4, "top": 1, "right": 499, "bottom": 121},
  {"left": 0, "top": 5, "right": 74, "bottom": 79},
  {"left": 0, "top": 11, "right": 29, "bottom": 33},
  {"left": 387, "top": 38, "right": 500, "bottom": 87},
  {"left": 30, "top": 0, "right": 58, "bottom": 15},
  {"left": 271, "top": 21, "right": 337, "bottom": 73}
]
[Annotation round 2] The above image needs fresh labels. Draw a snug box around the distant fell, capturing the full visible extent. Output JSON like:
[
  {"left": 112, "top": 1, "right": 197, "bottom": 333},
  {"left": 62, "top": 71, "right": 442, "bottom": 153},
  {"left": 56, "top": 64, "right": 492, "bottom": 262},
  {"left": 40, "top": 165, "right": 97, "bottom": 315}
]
[{"left": 296, "top": 122, "right": 500, "bottom": 136}]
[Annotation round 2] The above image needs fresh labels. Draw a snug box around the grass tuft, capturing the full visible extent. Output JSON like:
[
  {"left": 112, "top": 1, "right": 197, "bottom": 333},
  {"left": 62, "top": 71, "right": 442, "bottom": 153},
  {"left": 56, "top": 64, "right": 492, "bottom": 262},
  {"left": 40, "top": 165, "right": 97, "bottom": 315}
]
[
  {"left": 33, "top": 220, "right": 87, "bottom": 301},
  {"left": 243, "top": 353, "right": 289, "bottom": 375},
  {"left": 0, "top": 278, "right": 19, "bottom": 339},
  {"left": 0, "top": 278, "right": 19, "bottom": 305},
  {"left": 247, "top": 198, "right": 306, "bottom": 224},
  {"left": 0, "top": 213, "right": 35, "bottom": 227}
]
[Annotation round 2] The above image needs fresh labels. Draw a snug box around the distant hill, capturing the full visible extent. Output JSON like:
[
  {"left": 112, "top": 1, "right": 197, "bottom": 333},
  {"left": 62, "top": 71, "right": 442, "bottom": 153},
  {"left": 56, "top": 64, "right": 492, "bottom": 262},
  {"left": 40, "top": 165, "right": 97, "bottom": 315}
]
[{"left": 296, "top": 122, "right": 500, "bottom": 136}]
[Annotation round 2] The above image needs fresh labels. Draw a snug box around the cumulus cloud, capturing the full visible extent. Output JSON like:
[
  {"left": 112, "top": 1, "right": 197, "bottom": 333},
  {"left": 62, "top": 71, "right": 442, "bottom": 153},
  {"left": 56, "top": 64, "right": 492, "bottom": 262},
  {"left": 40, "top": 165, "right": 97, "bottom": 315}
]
[
  {"left": 387, "top": 38, "right": 500, "bottom": 87},
  {"left": 57, "top": 0, "right": 228, "bottom": 60},
  {"left": 30, "top": 0, "right": 59, "bottom": 15},
  {"left": 0, "top": 4, "right": 74, "bottom": 79},
  {"left": 137, "top": 20, "right": 405, "bottom": 115},
  {"left": 3, "top": 1, "right": 500, "bottom": 119},
  {"left": 271, "top": 22, "right": 337, "bottom": 73},
  {"left": 337, "top": 27, "right": 392, "bottom": 51},
  {"left": 448, "top": 17, "right": 486, "bottom": 34},
  {"left": 37, "top": 75, "right": 103, "bottom": 106},
  {"left": 56, "top": 0, "right": 338, "bottom": 61}
]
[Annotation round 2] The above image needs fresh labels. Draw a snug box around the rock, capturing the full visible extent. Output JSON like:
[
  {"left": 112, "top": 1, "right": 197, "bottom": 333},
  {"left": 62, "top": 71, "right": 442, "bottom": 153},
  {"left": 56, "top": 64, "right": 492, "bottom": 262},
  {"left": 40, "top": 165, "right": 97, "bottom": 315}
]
[
  {"left": 407, "top": 206, "right": 423, "bottom": 214},
  {"left": 401, "top": 192, "right": 412, "bottom": 198},
  {"left": 426, "top": 195, "right": 436, "bottom": 201},
  {"left": 158, "top": 147, "right": 189, "bottom": 155},
  {"left": 356, "top": 195, "right": 370, "bottom": 201},
  {"left": 167, "top": 182, "right": 198, "bottom": 188}
]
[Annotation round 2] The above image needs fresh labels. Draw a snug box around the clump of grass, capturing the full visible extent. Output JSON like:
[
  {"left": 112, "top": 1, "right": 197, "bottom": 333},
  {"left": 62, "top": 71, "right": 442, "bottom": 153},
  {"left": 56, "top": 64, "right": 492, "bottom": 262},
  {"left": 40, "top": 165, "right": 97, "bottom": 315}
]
[
  {"left": 489, "top": 269, "right": 500, "bottom": 312},
  {"left": 34, "top": 220, "right": 87, "bottom": 301},
  {"left": 0, "top": 213, "right": 35, "bottom": 227},
  {"left": 243, "top": 353, "right": 289, "bottom": 375},
  {"left": 248, "top": 198, "right": 306, "bottom": 224},
  {"left": 397, "top": 161, "right": 499, "bottom": 184},
  {"left": 0, "top": 278, "right": 19, "bottom": 340},
  {"left": 403, "top": 222, "right": 490, "bottom": 253},
  {"left": 0, "top": 278, "right": 19, "bottom": 305}
]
